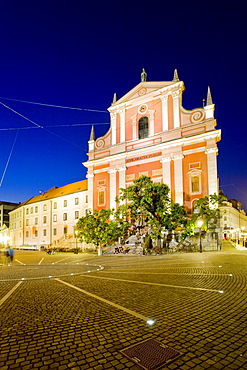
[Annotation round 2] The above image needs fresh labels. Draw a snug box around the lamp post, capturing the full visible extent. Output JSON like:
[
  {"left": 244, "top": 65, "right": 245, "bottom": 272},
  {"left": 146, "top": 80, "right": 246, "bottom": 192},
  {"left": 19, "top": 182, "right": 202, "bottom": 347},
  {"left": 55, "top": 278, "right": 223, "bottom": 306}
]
[{"left": 197, "top": 220, "right": 203, "bottom": 253}]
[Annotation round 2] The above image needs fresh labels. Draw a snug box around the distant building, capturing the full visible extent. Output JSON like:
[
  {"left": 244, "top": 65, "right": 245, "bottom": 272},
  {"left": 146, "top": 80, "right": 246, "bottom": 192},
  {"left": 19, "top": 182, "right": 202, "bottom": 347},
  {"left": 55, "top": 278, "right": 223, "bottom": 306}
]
[
  {"left": 84, "top": 70, "right": 221, "bottom": 212},
  {"left": 9, "top": 180, "right": 88, "bottom": 250},
  {"left": 0, "top": 201, "right": 18, "bottom": 228},
  {"left": 220, "top": 199, "right": 247, "bottom": 244},
  {"left": 0, "top": 201, "right": 18, "bottom": 248}
]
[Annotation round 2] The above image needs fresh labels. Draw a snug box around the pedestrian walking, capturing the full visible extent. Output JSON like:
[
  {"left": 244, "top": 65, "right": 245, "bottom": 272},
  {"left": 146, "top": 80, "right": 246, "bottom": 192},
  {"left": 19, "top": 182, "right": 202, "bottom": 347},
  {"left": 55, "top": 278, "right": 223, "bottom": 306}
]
[{"left": 7, "top": 247, "right": 14, "bottom": 265}]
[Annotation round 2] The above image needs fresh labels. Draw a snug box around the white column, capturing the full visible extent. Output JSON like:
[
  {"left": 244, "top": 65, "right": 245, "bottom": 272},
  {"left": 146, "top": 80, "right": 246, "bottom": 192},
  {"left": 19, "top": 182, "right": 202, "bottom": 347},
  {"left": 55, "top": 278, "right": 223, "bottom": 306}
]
[
  {"left": 161, "top": 95, "right": 168, "bottom": 131},
  {"left": 118, "top": 166, "right": 126, "bottom": 189},
  {"left": 86, "top": 172, "right": 94, "bottom": 210},
  {"left": 118, "top": 166, "right": 126, "bottom": 204},
  {"left": 161, "top": 157, "right": 171, "bottom": 192},
  {"left": 205, "top": 148, "right": 218, "bottom": 195},
  {"left": 119, "top": 108, "right": 126, "bottom": 143},
  {"left": 110, "top": 112, "right": 117, "bottom": 145},
  {"left": 149, "top": 110, "right": 155, "bottom": 136},
  {"left": 172, "top": 91, "right": 180, "bottom": 129},
  {"left": 173, "top": 155, "right": 184, "bottom": 205},
  {"left": 131, "top": 114, "right": 137, "bottom": 140},
  {"left": 109, "top": 168, "right": 117, "bottom": 210}
]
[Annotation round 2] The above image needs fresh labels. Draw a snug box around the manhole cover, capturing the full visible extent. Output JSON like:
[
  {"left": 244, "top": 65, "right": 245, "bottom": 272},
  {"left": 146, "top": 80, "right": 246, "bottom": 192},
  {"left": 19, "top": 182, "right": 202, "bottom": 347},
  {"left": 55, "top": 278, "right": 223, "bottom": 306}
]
[{"left": 120, "top": 339, "right": 182, "bottom": 370}]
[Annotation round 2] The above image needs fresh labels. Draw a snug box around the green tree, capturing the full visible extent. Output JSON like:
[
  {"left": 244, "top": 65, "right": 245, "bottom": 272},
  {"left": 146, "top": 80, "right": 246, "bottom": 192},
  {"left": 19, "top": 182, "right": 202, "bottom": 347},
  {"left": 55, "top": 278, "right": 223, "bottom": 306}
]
[
  {"left": 182, "top": 193, "right": 223, "bottom": 239},
  {"left": 76, "top": 208, "right": 129, "bottom": 252},
  {"left": 117, "top": 175, "right": 188, "bottom": 239}
]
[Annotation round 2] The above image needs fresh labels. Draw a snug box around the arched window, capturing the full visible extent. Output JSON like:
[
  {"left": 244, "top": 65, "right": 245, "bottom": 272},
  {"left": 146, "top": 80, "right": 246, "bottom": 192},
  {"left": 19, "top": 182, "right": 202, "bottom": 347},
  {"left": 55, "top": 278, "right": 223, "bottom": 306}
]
[{"left": 138, "top": 116, "right": 149, "bottom": 139}]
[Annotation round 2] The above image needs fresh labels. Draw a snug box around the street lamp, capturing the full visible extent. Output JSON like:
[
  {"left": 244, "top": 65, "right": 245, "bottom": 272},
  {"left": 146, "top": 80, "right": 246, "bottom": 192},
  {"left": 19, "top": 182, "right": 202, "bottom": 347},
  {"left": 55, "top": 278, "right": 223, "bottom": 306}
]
[{"left": 197, "top": 220, "right": 203, "bottom": 253}]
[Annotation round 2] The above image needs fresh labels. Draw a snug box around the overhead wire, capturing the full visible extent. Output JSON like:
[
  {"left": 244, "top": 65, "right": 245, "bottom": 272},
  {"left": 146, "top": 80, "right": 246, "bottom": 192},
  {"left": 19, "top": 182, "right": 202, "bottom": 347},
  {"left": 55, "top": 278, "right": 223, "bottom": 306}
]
[
  {"left": 0, "top": 129, "right": 19, "bottom": 186},
  {"left": 0, "top": 122, "right": 110, "bottom": 131},
  {"left": 0, "top": 96, "right": 107, "bottom": 113}
]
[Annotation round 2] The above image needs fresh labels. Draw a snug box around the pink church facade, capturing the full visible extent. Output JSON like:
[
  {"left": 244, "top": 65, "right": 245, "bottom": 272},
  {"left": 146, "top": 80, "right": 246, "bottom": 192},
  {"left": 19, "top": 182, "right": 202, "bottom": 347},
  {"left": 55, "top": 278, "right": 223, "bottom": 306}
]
[{"left": 83, "top": 71, "right": 221, "bottom": 212}]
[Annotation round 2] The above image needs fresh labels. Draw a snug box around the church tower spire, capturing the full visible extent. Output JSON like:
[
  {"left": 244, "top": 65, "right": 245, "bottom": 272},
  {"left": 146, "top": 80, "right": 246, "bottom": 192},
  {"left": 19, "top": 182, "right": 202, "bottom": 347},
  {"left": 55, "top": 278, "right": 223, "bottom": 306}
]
[
  {"left": 206, "top": 86, "right": 213, "bottom": 105},
  {"left": 112, "top": 93, "right": 117, "bottom": 105},
  {"left": 172, "top": 69, "right": 179, "bottom": 82},
  {"left": 89, "top": 125, "right": 95, "bottom": 141}
]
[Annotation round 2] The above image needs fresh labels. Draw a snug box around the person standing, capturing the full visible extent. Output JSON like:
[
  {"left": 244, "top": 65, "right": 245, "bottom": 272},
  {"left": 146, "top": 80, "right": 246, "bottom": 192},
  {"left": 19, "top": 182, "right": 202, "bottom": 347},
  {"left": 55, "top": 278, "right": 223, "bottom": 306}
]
[{"left": 7, "top": 247, "right": 14, "bottom": 265}]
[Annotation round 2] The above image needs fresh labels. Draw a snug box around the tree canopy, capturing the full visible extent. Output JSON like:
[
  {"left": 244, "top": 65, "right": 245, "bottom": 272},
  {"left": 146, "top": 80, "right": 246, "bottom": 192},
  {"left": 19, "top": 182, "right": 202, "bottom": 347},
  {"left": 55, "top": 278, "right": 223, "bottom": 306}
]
[{"left": 117, "top": 175, "right": 188, "bottom": 238}]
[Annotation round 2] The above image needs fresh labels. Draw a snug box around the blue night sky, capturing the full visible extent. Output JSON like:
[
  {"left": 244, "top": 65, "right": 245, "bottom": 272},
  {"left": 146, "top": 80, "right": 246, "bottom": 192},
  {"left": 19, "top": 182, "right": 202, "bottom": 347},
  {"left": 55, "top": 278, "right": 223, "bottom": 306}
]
[{"left": 0, "top": 1, "right": 247, "bottom": 209}]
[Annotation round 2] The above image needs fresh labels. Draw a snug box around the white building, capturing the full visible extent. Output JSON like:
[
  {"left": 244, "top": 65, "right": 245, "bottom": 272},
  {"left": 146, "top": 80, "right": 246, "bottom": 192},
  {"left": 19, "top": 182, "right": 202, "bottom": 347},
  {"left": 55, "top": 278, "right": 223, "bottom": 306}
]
[
  {"left": 9, "top": 180, "right": 88, "bottom": 250},
  {"left": 220, "top": 200, "right": 247, "bottom": 245}
]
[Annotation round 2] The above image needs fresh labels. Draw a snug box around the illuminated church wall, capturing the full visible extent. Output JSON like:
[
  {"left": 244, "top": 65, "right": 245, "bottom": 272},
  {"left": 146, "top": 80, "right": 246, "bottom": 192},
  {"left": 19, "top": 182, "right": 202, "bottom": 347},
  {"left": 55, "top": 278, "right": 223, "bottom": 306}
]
[{"left": 84, "top": 70, "right": 221, "bottom": 212}]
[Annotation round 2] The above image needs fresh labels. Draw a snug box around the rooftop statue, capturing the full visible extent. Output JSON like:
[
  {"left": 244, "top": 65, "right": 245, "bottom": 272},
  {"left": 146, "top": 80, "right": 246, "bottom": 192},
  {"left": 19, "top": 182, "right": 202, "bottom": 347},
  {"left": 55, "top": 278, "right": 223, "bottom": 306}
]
[{"left": 141, "top": 68, "right": 147, "bottom": 82}]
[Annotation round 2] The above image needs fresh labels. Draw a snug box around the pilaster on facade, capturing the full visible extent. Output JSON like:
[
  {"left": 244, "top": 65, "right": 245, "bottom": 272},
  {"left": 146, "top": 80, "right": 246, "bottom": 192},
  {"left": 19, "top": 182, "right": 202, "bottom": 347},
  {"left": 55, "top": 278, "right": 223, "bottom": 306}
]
[
  {"left": 171, "top": 91, "right": 180, "bottom": 129},
  {"left": 148, "top": 110, "right": 155, "bottom": 136},
  {"left": 205, "top": 147, "right": 218, "bottom": 195},
  {"left": 161, "top": 95, "right": 169, "bottom": 131},
  {"left": 86, "top": 172, "right": 94, "bottom": 210},
  {"left": 173, "top": 154, "right": 184, "bottom": 205},
  {"left": 131, "top": 114, "right": 137, "bottom": 140},
  {"left": 119, "top": 107, "right": 126, "bottom": 143},
  {"left": 108, "top": 168, "right": 117, "bottom": 210},
  {"left": 161, "top": 157, "right": 171, "bottom": 191},
  {"left": 110, "top": 111, "right": 117, "bottom": 145}
]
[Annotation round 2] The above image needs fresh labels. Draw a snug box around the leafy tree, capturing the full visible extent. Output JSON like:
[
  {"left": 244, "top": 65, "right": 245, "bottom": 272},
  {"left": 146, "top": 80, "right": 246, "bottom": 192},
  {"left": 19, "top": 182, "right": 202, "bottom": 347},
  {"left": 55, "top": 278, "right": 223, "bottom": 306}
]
[
  {"left": 181, "top": 193, "right": 223, "bottom": 239},
  {"left": 117, "top": 175, "right": 188, "bottom": 239},
  {"left": 76, "top": 208, "right": 128, "bottom": 251},
  {"left": 191, "top": 193, "right": 223, "bottom": 230}
]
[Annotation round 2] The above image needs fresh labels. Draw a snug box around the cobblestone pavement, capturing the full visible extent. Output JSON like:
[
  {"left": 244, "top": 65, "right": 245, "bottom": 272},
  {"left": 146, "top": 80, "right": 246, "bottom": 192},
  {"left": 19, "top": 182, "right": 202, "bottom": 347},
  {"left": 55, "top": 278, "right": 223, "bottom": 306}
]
[{"left": 0, "top": 245, "right": 247, "bottom": 370}]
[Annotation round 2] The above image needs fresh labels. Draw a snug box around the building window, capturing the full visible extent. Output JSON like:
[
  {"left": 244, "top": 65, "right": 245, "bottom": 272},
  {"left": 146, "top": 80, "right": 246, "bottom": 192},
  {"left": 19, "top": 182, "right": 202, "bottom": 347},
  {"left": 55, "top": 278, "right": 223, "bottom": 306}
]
[
  {"left": 191, "top": 176, "right": 200, "bottom": 193},
  {"left": 54, "top": 202, "right": 57, "bottom": 209},
  {"left": 26, "top": 231, "right": 29, "bottom": 237},
  {"left": 43, "top": 204, "right": 47, "bottom": 211},
  {"left": 43, "top": 216, "right": 47, "bottom": 223},
  {"left": 26, "top": 219, "right": 29, "bottom": 226},
  {"left": 53, "top": 214, "right": 57, "bottom": 222},
  {"left": 138, "top": 116, "right": 149, "bottom": 139},
  {"left": 53, "top": 228, "right": 57, "bottom": 236},
  {"left": 30, "top": 207, "right": 33, "bottom": 214},
  {"left": 189, "top": 170, "right": 202, "bottom": 194},
  {"left": 75, "top": 211, "right": 79, "bottom": 219},
  {"left": 85, "top": 195, "right": 88, "bottom": 203},
  {"left": 26, "top": 208, "right": 29, "bottom": 215},
  {"left": 63, "top": 213, "right": 67, "bottom": 221},
  {"left": 35, "top": 206, "right": 38, "bottom": 213},
  {"left": 35, "top": 230, "right": 38, "bottom": 237},
  {"left": 35, "top": 217, "right": 38, "bottom": 225},
  {"left": 75, "top": 197, "right": 79, "bottom": 205},
  {"left": 43, "top": 229, "right": 47, "bottom": 236},
  {"left": 64, "top": 200, "right": 67, "bottom": 207},
  {"left": 98, "top": 190, "right": 105, "bottom": 206}
]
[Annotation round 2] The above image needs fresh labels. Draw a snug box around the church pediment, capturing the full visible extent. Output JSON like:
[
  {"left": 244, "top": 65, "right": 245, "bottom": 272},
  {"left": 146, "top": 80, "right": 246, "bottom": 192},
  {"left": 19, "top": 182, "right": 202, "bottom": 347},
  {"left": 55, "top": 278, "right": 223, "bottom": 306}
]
[{"left": 110, "top": 81, "right": 178, "bottom": 108}]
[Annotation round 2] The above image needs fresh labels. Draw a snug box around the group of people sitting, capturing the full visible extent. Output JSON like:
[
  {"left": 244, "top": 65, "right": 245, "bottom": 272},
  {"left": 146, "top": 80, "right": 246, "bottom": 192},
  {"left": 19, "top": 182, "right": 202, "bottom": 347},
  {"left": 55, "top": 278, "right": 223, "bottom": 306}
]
[{"left": 114, "top": 246, "right": 130, "bottom": 254}]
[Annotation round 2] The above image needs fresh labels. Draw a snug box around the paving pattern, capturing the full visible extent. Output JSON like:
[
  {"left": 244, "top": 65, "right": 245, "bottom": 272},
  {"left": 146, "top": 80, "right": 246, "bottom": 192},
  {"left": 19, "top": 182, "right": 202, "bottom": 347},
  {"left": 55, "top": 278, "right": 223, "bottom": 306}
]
[{"left": 0, "top": 244, "right": 247, "bottom": 369}]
